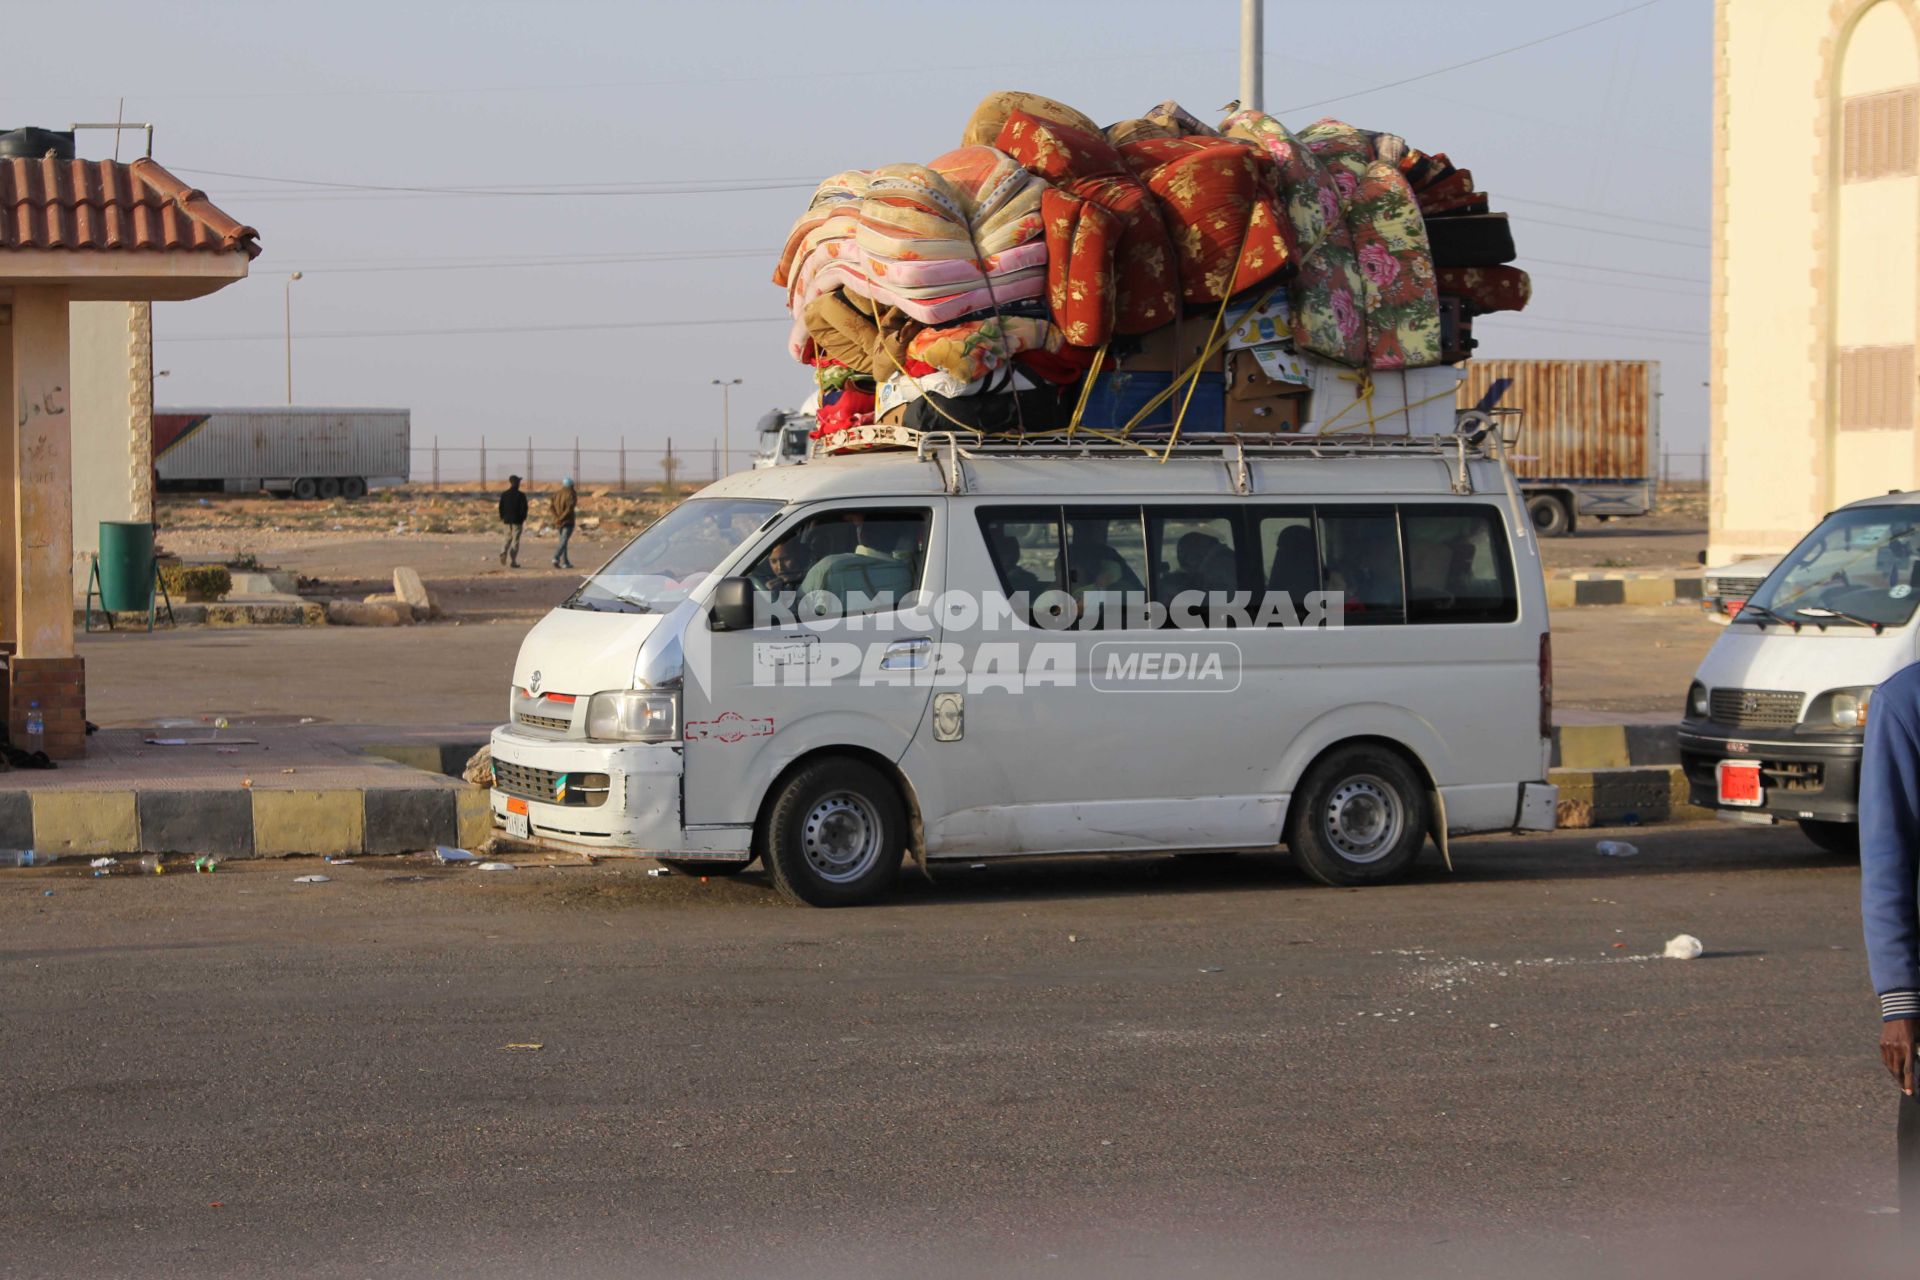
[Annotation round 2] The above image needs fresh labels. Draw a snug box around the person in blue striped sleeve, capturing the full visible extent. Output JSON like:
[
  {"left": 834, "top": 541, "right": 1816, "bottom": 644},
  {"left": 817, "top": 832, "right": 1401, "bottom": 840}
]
[{"left": 1861, "top": 663, "right": 1920, "bottom": 1216}]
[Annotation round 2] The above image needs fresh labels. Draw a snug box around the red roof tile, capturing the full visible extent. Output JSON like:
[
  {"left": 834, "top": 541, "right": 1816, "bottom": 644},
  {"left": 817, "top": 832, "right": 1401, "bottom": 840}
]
[{"left": 0, "top": 157, "right": 259, "bottom": 258}]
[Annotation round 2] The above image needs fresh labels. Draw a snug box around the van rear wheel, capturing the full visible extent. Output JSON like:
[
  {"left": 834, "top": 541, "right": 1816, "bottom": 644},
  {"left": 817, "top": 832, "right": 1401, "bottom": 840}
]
[
  {"left": 1287, "top": 744, "right": 1429, "bottom": 886},
  {"left": 762, "top": 759, "right": 903, "bottom": 907}
]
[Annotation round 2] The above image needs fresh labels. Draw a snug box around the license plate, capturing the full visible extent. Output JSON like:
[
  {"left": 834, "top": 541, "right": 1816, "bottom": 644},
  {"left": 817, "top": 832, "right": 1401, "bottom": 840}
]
[
  {"left": 504, "top": 795, "right": 530, "bottom": 839},
  {"left": 1717, "top": 761, "right": 1763, "bottom": 807}
]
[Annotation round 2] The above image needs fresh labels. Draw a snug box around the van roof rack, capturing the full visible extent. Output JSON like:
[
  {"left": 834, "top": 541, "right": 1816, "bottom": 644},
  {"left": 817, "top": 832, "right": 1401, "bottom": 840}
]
[{"left": 818, "top": 423, "right": 1510, "bottom": 496}]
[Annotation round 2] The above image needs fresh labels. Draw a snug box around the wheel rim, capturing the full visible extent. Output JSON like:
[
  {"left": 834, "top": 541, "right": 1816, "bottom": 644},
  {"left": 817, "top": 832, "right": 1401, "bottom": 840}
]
[
  {"left": 1320, "top": 774, "right": 1404, "bottom": 864},
  {"left": 800, "top": 791, "right": 883, "bottom": 884},
  {"left": 1531, "top": 504, "right": 1557, "bottom": 532}
]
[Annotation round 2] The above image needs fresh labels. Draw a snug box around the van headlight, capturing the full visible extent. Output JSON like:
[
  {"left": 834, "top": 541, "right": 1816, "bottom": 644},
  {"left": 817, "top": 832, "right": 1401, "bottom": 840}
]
[
  {"left": 585, "top": 689, "right": 680, "bottom": 742},
  {"left": 1686, "top": 681, "right": 1709, "bottom": 719},
  {"left": 1806, "top": 686, "right": 1874, "bottom": 729}
]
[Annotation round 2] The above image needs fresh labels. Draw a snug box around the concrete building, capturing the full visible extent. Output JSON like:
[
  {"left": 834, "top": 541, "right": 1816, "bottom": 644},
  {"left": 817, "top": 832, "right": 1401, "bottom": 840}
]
[
  {"left": 0, "top": 145, "right": 256, "bottom": 756},
  {"left": 1713, "top": 0, "right": 1920, "bottom": 561}
]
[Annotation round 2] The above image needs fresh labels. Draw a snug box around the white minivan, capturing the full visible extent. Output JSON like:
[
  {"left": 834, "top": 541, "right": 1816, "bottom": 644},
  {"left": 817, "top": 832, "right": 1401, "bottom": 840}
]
[
  {"left": 490, "top": 434, "right": 1558, "bottom": 905},
  {"left": 1681, "top": 492, "right": 1920, "bottom": 853}
]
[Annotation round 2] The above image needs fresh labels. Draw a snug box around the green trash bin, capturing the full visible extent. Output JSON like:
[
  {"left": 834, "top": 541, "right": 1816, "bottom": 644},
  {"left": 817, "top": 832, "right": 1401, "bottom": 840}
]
[{"left": 96, "top": 520, "right": 156, "bottom": 613}]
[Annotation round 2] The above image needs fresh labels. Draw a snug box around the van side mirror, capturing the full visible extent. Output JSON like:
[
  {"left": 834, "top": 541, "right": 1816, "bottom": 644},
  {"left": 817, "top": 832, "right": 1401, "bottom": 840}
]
[
  {"left": 1696, "top": 551, "right": 1707, "bottom": 566},
  {"left": 710, "top": 576, "right": 755, "bottom": 632}
]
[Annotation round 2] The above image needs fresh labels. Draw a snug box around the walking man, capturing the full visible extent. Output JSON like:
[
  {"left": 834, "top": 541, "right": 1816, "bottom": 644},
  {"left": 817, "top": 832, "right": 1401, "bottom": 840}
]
[
  {"left": 1860, "top": 663, "right": 1920, "bottom": 1217},
  {"left": 550, "top": 476, "right": 578, "bottom": 570},
  {"left": 497, "top": 474, "right": 529, "bottom": 568}
]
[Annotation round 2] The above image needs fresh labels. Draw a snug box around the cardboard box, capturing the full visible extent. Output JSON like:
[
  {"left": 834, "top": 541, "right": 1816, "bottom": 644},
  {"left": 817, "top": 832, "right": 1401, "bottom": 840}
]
[
  {"left": 1119, "top": 319, "right": 1227, "bottom": 375},
  {"left": 1226, "top": 350, "right": 1305, "bottom": 404},
  {"left": 1305, "top": 361, "right": 1462, "bottom": 435},
  {"left": 1224, "top": 393, "right": 1306, "bottom": 434}
]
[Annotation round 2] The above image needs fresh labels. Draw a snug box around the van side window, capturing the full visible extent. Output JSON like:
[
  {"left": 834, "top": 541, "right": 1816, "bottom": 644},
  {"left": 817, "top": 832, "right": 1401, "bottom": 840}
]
[
  {"left": 1065, "top": 508, "right": 1149, "bottom": 629},
  {"left": 977, "top": 508, "right": 1065, "bottom": 605},
  {"left": 1147, "top": 510, "right": 1243, "bottom": 623},
  {"left": 1319, "top": 509, "right": 1405, "bottom": 626},
  {"left": 744, "top": 507, "right": 931, "bottom": 617},
  {"left": 1402, "top": 506, "right": 1518, "bottom": 624},
  {"left": 1255, "top": 510, "right": 1320, "bottom": 623}
]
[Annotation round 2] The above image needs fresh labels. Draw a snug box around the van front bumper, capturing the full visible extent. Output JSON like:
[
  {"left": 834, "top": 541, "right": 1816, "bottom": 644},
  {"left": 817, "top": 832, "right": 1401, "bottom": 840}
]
[
  {"left": 488, "top": 725, "right": 750, "bottom": 860},
  {"left": 1677, "top": 720, "right": 1862, "bottom": 824}
]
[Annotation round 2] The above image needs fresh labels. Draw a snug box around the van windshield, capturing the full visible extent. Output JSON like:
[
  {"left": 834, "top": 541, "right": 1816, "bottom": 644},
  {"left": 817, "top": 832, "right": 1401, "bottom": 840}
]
[
  {"left": 1745, "top": 505, "right": 1920, "bottom": 629},
  {"left": 566, "top": 498, "right": 782, "bottom": 614}
]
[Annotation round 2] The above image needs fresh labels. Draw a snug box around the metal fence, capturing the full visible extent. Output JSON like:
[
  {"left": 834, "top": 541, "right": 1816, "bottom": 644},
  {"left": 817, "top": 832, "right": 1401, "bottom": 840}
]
[{"left": 407, "top": 437, "right": 729, "bottom": 490}]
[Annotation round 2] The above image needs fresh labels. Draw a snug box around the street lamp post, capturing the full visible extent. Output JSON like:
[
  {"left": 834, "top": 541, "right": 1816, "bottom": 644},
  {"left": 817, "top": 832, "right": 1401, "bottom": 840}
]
[
  {"left": 284, "top": 271, "right": 303, "bottom": 405},
  {"left": 711, "top": 377, "right": 742, "bottom": 474}
]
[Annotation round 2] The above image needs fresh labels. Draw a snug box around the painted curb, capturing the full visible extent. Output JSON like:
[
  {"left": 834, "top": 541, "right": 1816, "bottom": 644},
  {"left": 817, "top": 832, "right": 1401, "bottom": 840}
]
[
  {"left": 1550, "top": 765, "right": 1714, "bottom": 829},
  {"left": 1546, "top": 576, "right": 1704, "bottom": 608},
  {"left": 1551, "top": 724, "right": 1680, "bottom": 770}
]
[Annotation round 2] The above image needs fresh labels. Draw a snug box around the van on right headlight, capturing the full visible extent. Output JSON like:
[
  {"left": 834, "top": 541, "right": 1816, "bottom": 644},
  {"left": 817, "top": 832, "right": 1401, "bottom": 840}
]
[
  {"left": 585, "top": 689, "right": 680, "bottom": 742},
  {"left": 1806, "top": 686, "right": 1874, "bottom": 729}
]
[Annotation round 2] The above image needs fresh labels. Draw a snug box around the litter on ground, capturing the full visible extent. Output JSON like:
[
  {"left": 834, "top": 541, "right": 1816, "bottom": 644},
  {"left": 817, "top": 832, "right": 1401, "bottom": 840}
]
[
  {"left": 476, "top": 862, "right": 516, "bottom": 872},
  {"left": 1595, "top": 841, "right": 1639, "bottom": 857},
  {"left": 1663, "top": 934, "right": 1705, "bottom": 960},
  {"left": 293, "top": 874, "right": 331, "bottom": 884}
]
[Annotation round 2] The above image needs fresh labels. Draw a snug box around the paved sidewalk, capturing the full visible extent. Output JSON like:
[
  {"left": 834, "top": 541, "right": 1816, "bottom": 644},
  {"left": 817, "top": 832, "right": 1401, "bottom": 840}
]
[{"left": 0, "top": 723, "right": 493, "bottom": 858}]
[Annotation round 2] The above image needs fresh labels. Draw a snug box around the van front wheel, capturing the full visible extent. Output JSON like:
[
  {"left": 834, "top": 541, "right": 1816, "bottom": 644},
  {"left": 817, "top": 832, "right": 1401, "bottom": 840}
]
[
  {"left": 1287, "top": 745, "right": 1429, "bottom": 886},
  {"left": 762, "top": 759, "right": 904, "bottom": 906}
]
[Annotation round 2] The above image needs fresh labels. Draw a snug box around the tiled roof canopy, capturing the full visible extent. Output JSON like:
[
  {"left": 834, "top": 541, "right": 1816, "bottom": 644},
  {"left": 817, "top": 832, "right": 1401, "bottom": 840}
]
[{"left": 0, "top": 156, "right": 259, "bottom": 258}]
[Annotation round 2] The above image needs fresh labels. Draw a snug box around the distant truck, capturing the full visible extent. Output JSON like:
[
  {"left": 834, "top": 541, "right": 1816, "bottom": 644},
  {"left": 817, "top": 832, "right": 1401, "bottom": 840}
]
[
  {"left": 1454, "top": 359, "right": 1659, "bottom": 537},
  {"left": 153, "top": 406, "right": 410, "bottom": 500},
  {"left": 751, "top": 409, "right": 815, "bottom": 469}
]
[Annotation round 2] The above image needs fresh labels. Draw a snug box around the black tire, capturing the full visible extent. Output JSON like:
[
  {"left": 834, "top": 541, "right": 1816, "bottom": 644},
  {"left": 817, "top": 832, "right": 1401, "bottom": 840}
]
[
  {"left": 1527, "top": 494, "right": 1573, "bottom": 538},
  {"left": 761, "top": 758, "right": 904, "bottom": 906},
  {"left": 293, "top": 477, "right": 319, "bottom": 500},
  {"left": 1798, "top": 818, "right": 1859, "bottom": 857},
  {"left": 657, "top": 857, "right": 754, "bottom": 877},
  {"left": 341, "top": 476, "right": 368, "bottom": 500},
  {"left": 1286, "top": 744, "right": 1430, "bottom": 887},
  {"left": 317, "top": 476, "right": 343, "bottom": 500}
]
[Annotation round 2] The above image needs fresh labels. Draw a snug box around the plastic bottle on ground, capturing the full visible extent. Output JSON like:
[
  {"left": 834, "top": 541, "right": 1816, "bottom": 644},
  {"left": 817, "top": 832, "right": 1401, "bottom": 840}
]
[
  {"left": 0, "top": 849, "right": 51, "bottom": 867},
  {"left": 24, "top": 701, "right": 43, "bottom": 755},
  {"left": 1595, "top": 840, "right": 1639, "bottom": 857}
]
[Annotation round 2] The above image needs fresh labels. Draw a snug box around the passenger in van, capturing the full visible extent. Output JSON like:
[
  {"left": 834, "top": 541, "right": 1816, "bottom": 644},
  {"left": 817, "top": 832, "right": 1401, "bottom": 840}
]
[
  {"left": 1326, "top": 524, "right": 1400, "bottom": 614},
  {"left": 1266, "top": 524, "right": 1319, "bottom": 608},
  {"left": 1069, "top": 543, "right": 1133, "bottom": 625},
  {"left": 993, "top": 532, "right": 1048, "bottom": 597},
  {"left": 801, "top": 521, "right": 912, "bottom": 607},
  {"left": 1163, "top": 531, "right": 1236, "bottom": 599}
]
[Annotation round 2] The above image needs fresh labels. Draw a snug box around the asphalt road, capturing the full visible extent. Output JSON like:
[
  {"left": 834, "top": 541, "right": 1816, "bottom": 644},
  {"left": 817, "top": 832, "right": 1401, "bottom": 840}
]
[{"left": 0, "top": 822, "right": 1908, "bottom": 1278}]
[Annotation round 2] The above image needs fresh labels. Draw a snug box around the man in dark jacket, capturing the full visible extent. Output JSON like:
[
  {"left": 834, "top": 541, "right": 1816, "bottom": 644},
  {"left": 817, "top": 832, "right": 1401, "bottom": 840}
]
[{"left": 498, "top": 475, "right": 529, "bottom": 568}]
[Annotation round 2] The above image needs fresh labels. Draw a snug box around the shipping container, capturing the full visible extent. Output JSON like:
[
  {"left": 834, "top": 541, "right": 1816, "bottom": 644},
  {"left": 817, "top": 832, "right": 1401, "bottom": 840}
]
[
  {"left": 1454, "top": 359, "right": 1659, "bottom": 536},
  {"left": 153, "top": 406, "right": 410, "bottom": 500}
]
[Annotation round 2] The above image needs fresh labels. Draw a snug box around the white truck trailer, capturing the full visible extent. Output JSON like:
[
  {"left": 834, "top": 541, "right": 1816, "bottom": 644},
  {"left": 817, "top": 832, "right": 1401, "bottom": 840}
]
[{"left": 153, "top": 406, "right": 410, "bottom": 500}]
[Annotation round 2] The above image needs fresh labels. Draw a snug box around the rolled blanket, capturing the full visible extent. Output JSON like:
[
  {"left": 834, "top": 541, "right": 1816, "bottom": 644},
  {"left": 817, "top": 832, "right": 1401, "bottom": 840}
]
[
  {"left": 1437, "top": 265, "right": 1532, "bottom": 314},
  {"left": 907, "top": 315, "right": 1064, "bottom": 383},
  {"left": 961, "top": 90, "right": 1101, "bottom": 148},
  {"left": 1041, "top": 188, "right": 1121, "bottom": 347},
  {"left": 1349, "top": 159, "right": 1440, "bottom": 369},
  {"left": 1118, "top": 136, "right": 1297, "bottom": 304},
  {"left": 996, "top": 109, "right": 1178, "bottom": 334},
  {"left": 801, "top": 291, "right": 920, "bottom": 379},
  {"left": 1220, "top": 109, "right": 1367, "bottom": 366}
]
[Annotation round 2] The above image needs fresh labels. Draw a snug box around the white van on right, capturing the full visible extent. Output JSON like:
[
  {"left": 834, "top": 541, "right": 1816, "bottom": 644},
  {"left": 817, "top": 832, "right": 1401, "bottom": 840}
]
[{"left": 1680, "top": 492, "right": 1920, "bottom": 853}]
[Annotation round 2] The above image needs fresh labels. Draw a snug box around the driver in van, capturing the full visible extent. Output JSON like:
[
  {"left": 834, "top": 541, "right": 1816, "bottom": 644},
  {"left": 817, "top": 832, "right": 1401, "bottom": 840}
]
[{"left": 754, "top": 538, "right": 812, "bottom": 595}]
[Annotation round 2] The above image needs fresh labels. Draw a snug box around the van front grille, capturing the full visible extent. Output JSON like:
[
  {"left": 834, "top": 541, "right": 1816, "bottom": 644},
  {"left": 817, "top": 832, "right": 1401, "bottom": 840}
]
[
  {"left": 515, "top": 711, "right": 571, "bottom": 731},
  {"left": 493, "top": 760, "right": 609, "bottom": 807},
  {"left": 1708, "top": 688, "right": 1802, "bottom": 727}
]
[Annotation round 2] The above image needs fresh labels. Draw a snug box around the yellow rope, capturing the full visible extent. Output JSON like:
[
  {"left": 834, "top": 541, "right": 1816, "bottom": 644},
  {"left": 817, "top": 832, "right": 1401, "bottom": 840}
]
[{"left": 1065, "top": 338, "right": 1111, "bottom": 440}]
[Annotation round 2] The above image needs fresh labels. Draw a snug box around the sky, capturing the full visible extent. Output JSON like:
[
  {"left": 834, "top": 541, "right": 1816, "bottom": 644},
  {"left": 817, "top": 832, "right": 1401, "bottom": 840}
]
[{"left": 7, "top": 0, "right": 1711, "bottom": 477}]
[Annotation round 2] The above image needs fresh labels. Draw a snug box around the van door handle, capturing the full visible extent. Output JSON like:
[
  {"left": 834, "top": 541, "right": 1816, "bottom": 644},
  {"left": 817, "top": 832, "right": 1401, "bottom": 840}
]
[{"left": 880, "top": 637, "right": 931, "bottom": 670}]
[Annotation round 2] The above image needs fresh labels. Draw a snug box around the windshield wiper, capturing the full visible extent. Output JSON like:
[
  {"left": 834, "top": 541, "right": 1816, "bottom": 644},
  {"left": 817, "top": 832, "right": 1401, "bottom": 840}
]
[
  {"left": 613, "top": 593, "right": 657, "bottom": 613},
  {"left": 1734, "top": 603, "right": 1798, "bottom": 631},
  {"left": 1794, "top": 606, "right": 1884, "bottom": 633}
]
